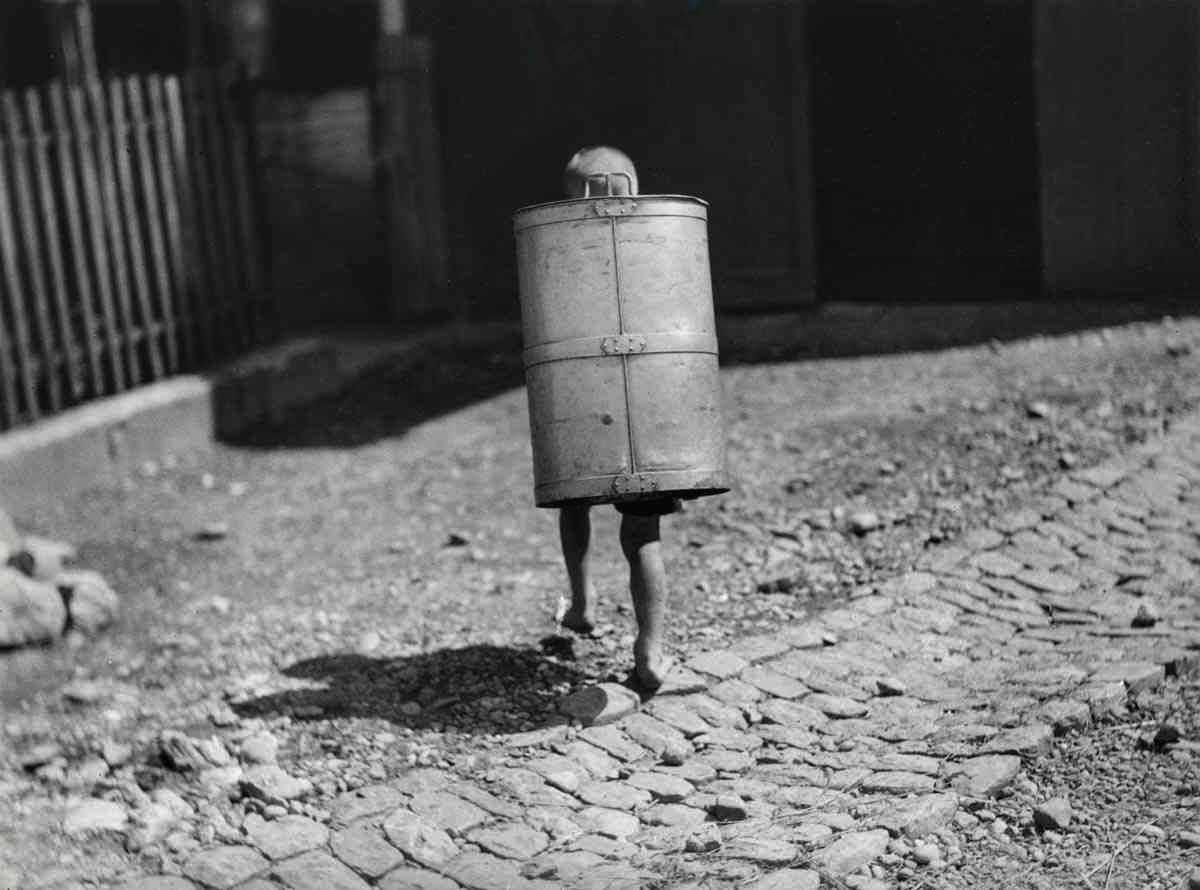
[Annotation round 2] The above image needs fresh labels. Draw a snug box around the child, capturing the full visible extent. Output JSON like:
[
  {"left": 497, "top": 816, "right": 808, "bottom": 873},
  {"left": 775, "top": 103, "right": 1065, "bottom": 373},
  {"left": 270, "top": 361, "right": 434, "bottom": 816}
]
[{"left": 556, "top": 146, "right": 679, "bottom": 692}]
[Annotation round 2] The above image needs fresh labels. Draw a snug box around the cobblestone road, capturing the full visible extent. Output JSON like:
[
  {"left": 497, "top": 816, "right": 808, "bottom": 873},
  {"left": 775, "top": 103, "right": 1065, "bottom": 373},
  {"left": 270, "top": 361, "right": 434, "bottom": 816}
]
[{"left": 102, "top": 405, "right": 1200, "bottom": 888}]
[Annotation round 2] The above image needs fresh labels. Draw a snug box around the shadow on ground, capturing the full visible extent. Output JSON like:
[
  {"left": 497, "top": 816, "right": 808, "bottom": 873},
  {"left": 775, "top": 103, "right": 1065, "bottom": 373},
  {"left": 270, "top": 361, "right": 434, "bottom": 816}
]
[
  {"left": 225, "top": 325, "right": 527, "bottom": 450},
  {"left": 223, "top": 297, "right": 1200, "bottom": 450},
  {"left": 231, "top": 643, "right": 587, "bottom": 733}
]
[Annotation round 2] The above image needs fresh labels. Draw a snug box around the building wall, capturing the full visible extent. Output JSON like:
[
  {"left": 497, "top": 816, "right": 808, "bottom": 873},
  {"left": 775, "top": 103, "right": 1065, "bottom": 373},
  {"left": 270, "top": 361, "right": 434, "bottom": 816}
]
[
  {"left": 256, "top": 87, "right": 383, "bottom": 331},
  {"left": 1037, "top": 0, "right": 1200, "bottom": 296}
]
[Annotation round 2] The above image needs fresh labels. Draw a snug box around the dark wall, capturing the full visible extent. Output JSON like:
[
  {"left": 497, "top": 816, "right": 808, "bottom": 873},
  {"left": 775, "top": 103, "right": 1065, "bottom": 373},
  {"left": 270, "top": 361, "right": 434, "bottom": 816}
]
[
  {"left": 429, "top": 0, "right": 816, "bottom": 317},
  {"left": 810, "top": 0, "right": 1041, "bottom": 300},
  {"left": 1038, "top": 0, "right": 1200, "bottom": 297}
]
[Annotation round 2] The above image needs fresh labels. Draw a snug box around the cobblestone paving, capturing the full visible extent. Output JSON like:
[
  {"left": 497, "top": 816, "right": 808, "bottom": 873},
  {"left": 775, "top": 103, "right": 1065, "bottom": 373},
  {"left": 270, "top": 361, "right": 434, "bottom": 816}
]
[{"left": 112, "top": 413, "right": 1200, "bottom": 889}]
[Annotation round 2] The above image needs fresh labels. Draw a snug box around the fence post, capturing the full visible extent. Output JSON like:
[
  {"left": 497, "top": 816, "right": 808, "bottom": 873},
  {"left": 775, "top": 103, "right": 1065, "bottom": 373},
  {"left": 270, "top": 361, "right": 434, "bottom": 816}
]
[
  {"left": 373, "top": 31, "right": 450, "bottom": 322},
  {"left": 25, "top": 87, "right": 86, "bottom": 399},
  {"left": 2, "top": 91, "right": 62, "bottom": 413}
]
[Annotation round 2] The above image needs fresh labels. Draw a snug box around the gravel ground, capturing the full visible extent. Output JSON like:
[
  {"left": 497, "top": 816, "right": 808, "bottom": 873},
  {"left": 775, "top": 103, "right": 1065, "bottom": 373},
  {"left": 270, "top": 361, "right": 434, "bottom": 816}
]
[{"left": 2, "top": 312, "right": 1200, "bottom": 888}]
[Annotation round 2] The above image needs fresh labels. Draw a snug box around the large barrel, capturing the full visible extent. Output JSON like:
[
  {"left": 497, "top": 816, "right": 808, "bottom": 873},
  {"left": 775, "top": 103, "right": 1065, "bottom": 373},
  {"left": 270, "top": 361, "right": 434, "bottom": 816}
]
[{"left": 513, "top": 194, "right": 729, "bottom": 508}]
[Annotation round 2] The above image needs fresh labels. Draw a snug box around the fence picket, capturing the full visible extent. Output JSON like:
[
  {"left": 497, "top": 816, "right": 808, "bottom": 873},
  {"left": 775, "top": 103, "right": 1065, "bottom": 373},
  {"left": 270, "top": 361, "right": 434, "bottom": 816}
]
[
  {"left": 68, "top": 82, "right": 125, "bottom": 391},
  {"left": 48, "top": 82, "right": 105, "bottom": 396},
  {"left": 148, "top": 76, "right": 192, "bottom": 366},
  {"left": 0, "top": 91, "right": 41, "bottom": 419},
  {"left": 0, "top": 68, "right": 270, "bottom": 433},
  {"left": 129, "top": 77, "right": 178, "bottom": 373},
  {"left": 87, "top": 79, "right": 140, "bottom": 385},
  {"left": 109, "top": 77, "right": 164, "bottom": 380},
  {"left": 25, "top": 88, "right": 85, "bottom": 400},
  {"left": 165, "top": 75, "right": 213, "bottom": 362},
  {"left": 2, "top": 92, "right": 61, "bottom": 413}
]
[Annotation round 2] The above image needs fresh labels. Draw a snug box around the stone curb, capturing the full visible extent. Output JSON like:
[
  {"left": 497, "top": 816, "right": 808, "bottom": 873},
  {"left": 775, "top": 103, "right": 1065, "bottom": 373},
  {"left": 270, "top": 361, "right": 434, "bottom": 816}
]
[{"left": 0, "top": 323, "right": 491, "bottom": 518}]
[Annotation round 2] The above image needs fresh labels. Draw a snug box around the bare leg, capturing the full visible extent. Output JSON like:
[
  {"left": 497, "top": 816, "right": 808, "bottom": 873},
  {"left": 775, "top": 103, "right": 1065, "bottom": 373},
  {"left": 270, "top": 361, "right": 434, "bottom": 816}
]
[
  {"left": 559, "top": 505, "right": 596, "bottom": 633},
  {"left": 620, "top": 513, "right": 670, "bottom": 689}
]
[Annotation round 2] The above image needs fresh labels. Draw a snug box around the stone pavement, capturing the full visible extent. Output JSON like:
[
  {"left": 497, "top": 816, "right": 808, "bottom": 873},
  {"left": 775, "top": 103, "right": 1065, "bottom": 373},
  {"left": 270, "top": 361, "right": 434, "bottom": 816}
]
[{"left": 112, "top": 412, "right": 1200, "bottom": 890}]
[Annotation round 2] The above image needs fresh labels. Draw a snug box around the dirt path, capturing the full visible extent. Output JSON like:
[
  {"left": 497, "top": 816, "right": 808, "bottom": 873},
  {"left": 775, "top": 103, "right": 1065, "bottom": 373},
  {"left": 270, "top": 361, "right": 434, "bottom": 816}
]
[{"left": 2, "top": 314, "right": 1200, "bottom": 889}]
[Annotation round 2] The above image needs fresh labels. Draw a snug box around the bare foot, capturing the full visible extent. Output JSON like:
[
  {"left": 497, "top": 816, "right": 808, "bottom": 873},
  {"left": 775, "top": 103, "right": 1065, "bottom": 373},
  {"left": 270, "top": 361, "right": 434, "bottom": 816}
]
[
  {"left": 557, "top": 596, "right": 599, "bottom": 636},
  {"left": 633, "top": 650, "right": 675, "bottom": 693}
]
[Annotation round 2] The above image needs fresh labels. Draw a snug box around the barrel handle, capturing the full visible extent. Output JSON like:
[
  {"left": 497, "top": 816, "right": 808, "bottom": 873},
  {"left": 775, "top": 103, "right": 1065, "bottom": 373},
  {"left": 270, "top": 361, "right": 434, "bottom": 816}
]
[{"left": 583, "top": 171, "right": 635, "bottom": 198}]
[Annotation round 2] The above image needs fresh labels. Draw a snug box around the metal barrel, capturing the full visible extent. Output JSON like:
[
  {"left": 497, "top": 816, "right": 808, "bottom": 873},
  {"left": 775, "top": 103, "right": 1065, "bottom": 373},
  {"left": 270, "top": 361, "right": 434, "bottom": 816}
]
[{"left": 512, "top": 194, "right": 729, "bottom": 508}]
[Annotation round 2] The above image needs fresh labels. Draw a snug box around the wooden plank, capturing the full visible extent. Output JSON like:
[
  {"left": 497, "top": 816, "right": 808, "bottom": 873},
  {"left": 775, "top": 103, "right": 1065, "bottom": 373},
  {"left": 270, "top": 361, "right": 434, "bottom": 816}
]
[
  {"left": 25, "top": 87, "right": 85, "bottom": 400},
  {"left": 48, "top": 82, "right": 105, "bottom": 395},
  {"left": 0, "top": 90, "right": 41, "bottom": 420},
  {"left": 198, "top": 72, "right": 248, "bottom": 352},
  {"left": 148, "top": 75, "right": 192, "bottom": 367},
  {"left": 182, "top": 73, "right": 226, "bottom": 358},
  {"left": 2, "top": 91, "right": 61, "bottom": 412},
  {"left": 0, "top": 100, "right": 21, "bottom": 425},
  {"left": 129, "top": 76, "right": 179, "bottom": 374},
  {"left": 87, "top": 77, "right": 140, "bottom": 386},
  {"left": 213, "top": 66, "right": 262, "bottom": 342},
  {"left": 165, "top": 74, "right": 214, "bottom": 362},
  {"left": 69, "top": 82, "right": 125, "bottom": 391},
  {"left": 109, "top": 76, "right": 164, "bottom": 380}
]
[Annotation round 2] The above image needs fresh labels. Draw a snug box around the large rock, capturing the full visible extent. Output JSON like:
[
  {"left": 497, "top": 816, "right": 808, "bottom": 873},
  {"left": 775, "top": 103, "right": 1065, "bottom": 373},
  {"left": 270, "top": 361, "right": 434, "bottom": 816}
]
[
  {"left": 57, "top": 569, "right": 119, "bottom": 634},
  {"left": 0, "top": 566, "right": 66, "bottom": 647},
  {"left": 8, "top": 535, "right": 75, "bottom": 580}
]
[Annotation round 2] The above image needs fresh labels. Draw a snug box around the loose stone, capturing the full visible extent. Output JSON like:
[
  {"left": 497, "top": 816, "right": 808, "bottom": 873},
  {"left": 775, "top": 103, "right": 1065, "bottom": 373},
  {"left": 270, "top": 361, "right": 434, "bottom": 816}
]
[
  {"left": 948, "top": 755, "right": 1021, "bottom": 798},
  {"left": 705, "top": 794, "right": 748, "bottom": 822},
  {"left": 466, "top": 823, "right": 549, "bottom": 860},
  {"left": 573, "top": 806, "right": 640, "bottom": 839},
  {"left": 625, "top": 771, "right": 693, "bottom": 802},
  {"left": 912, "top": 842, "right": 941, "bottom": 866},
  {"left": 239, "top": 765, "right": 312, "bottom": 806},
  {"left": 980, "top": 723, "right": 1054, "bottom": 758},
  {"left": 809, "top": 829, "right": 890, "bottom": 876},
  {"left": 558, "top": 683, "right": 640, "bottom": 727},
  {"left": 183, "top": 846, "right": 268, "bottom": 890},
  {"left": 408, "top": 790, "right": 489, "bottom": 834},
  {"left": 331, "top": 823, "right": 406, "bottom": 878},
  {"left": 807, "top": 693, "right": 869, "bottom": 719},
  {"left": 62, "top": 798, "right": 128, "bottom": 835},
  {"left": 243, "top": 813, "right": 328, "bottom": 860},
  {"left": 686, "top": 650, "right": 750, "bottom": 679},
  {"left": 381, "top": 809, "right": 458, "bottom": 869},
  {"left": 1033, "top": 797, "right": 1072, "bottom": 832},
  {"left": 272, "top": 851, "right": 370, "bottom": 890}
]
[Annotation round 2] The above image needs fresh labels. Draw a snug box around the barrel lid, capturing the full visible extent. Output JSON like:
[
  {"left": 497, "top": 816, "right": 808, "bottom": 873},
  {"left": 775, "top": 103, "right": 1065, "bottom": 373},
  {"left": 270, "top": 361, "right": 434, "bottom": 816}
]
[{"left": 512, "top": 194, "right": 708, "bottom": 231}]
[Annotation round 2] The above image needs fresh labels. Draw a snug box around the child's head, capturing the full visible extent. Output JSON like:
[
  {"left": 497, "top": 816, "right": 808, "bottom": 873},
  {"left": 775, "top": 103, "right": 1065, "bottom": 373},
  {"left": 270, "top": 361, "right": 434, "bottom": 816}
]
[{"left": 563, "top": 146, "right": 639, "bottom": 198}]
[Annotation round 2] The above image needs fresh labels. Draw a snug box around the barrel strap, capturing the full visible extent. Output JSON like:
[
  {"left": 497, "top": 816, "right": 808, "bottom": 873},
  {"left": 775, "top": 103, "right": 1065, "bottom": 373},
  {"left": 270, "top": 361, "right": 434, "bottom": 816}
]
[{"left": 523, "top": 331, "right": 719, "bottom": 368}]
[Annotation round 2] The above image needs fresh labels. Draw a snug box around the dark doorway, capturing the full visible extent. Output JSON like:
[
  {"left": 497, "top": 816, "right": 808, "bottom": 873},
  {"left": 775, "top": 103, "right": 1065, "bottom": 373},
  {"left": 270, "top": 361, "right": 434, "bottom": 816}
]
[
  {"left": 429, "top": 1, "right": 815, "bottom": 316},
  {"left": 809, "top": 0, "right": 1040, "bottom": 300}
]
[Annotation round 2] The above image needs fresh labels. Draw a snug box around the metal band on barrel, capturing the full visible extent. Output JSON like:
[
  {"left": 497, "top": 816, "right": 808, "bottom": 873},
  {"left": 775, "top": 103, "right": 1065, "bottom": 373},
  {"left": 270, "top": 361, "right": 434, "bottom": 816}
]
[{"left": 522, "top": 331, "right": 719, "bottom": 368}]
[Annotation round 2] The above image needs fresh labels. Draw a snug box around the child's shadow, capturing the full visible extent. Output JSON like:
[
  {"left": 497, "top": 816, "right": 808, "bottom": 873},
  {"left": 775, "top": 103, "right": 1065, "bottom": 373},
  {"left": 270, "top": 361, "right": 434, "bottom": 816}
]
[{"left": 231, "top": 643, "right": 590, "bottom": 734}]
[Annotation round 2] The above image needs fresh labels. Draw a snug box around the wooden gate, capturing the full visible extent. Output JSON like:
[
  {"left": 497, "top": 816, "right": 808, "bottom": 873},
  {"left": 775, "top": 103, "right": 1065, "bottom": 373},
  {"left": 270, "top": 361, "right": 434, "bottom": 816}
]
[{"left": 0, "top": 66, "right": 270, "bottom": 432}]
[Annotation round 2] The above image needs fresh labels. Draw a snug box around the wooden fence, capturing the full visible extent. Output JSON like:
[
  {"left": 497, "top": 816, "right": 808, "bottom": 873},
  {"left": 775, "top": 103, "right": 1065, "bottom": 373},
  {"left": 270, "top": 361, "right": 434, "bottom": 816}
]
[{"left": 0, "top": 67, "right": 270, "bottom": 432}]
